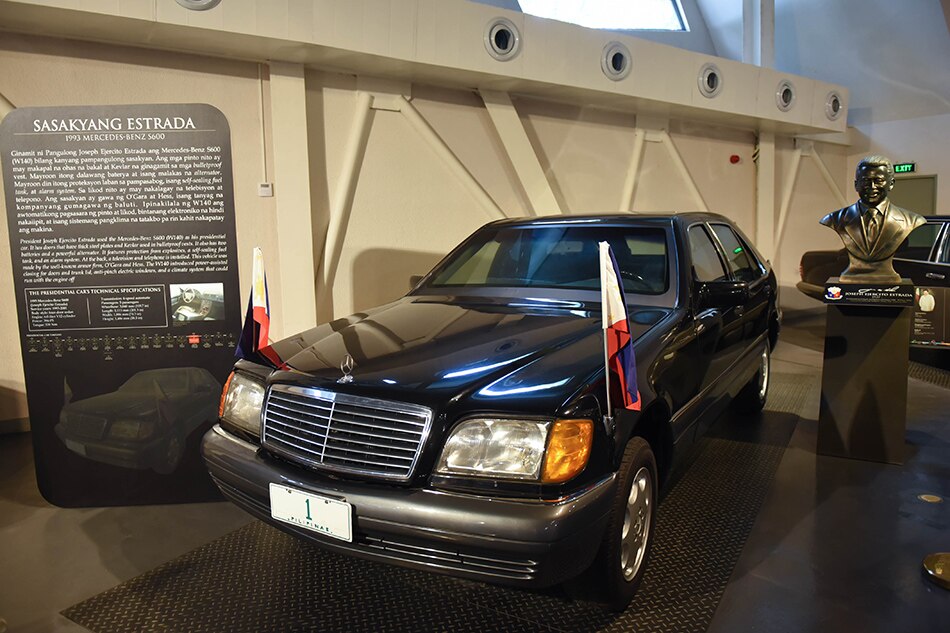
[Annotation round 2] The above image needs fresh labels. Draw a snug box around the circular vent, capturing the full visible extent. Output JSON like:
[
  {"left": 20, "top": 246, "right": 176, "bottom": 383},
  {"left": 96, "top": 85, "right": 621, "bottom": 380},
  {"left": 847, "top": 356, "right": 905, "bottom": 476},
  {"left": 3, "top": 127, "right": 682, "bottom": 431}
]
[
  {"left": 601, "top": 42, "right": 632, "bottom": 81},
  {"left": 484, "top": 18, "right": 522, "bottom": 62},
  {"left": 825, "top": 91, "right": 844, "bottom": 120},
  {"left": 175, "top": 0, "right": 221, "bottom": 10},
  {"left": 697, "top": 63, "right": 723, "bottom": 98},
  {"left": 775, "top": 80, "right": 796, "bottom": 112}
]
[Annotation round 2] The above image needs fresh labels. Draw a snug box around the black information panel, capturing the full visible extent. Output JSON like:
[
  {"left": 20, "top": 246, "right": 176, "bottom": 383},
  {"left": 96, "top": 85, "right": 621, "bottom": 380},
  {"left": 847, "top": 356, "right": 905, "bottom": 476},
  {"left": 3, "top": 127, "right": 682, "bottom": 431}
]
[
  {"left": 1, "top": 104, "right": 241, "bottom": 506},
  {"left": 822, "top": 278, "right": 915, "bottom": 307},
  {"left": 911, "top": 286, "right": 949, "bottom": 348}
]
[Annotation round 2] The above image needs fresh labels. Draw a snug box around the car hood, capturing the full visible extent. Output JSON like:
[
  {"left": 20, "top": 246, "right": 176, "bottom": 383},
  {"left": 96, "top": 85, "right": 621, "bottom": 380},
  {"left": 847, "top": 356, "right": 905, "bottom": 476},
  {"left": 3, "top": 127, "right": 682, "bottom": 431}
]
[
  {"left": 62, "top": 392, "right": 157, "bottom": 420},
  {"left": 268, "top": 295, "right": 670, "bottom": 412}
]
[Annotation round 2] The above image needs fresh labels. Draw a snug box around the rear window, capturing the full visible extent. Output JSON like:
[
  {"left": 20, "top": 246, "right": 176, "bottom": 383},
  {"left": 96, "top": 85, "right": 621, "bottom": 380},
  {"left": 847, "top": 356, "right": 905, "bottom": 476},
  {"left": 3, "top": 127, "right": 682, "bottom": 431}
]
[{"left": 427, "top": 225, "right": 669, "bottom": 295}]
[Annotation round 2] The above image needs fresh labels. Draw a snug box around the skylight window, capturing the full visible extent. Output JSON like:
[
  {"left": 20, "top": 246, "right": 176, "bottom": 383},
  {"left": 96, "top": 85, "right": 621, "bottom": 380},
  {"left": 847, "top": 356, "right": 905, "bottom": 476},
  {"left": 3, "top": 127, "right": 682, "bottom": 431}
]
[{"left": 519, "top": 0, "right": 687, "bottom": 32}]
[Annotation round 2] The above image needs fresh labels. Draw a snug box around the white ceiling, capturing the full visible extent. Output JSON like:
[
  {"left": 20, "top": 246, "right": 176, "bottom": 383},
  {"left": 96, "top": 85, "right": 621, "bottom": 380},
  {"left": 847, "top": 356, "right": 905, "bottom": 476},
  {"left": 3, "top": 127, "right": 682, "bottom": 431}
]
[
  {"left": 475, "top": 0, "right": 950, "bottom": 126},
  {"left": 696, "top": 0, "right": 950, "bottom": 126}
]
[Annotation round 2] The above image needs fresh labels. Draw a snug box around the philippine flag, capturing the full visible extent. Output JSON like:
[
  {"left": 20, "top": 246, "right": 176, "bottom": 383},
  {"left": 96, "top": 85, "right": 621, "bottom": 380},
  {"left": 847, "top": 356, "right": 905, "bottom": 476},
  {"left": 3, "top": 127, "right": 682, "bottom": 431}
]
[
  {"left": 599, "top": 242, "right": 641, "bottom": 411},
  {"left": 236, "top": 247, "right": 280, "bottom": 365}
]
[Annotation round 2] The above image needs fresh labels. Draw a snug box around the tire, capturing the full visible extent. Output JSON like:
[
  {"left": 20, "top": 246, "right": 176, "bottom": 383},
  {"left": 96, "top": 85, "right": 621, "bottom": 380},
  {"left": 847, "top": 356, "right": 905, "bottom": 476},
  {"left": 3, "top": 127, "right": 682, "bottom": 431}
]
[
  {"left": 734, "top": 344, "right": 770, "bottom": 414},
  {"left": 153, "top": 432, "right": 184, "bottom": 475},
  {"left": 592, "top": 436, "right": 658, "bottom": 611}
]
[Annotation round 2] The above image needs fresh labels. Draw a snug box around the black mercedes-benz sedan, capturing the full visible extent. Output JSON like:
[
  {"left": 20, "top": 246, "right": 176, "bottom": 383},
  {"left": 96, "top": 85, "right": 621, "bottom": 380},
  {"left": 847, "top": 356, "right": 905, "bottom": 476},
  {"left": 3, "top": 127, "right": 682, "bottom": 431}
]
[{"left": 202, "top": 213, "right": 780, "bottom": 610}]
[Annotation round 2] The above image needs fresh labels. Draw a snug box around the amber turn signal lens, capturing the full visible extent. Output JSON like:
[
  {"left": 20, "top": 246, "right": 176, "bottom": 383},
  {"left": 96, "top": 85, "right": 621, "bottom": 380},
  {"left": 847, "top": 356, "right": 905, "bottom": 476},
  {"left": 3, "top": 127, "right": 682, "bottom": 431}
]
[
  {"left": 541, "top": 419, "right": 593, "bottom": 484},
  {"left": 219, "top": 371, "right": 234, "bottom": 418}
]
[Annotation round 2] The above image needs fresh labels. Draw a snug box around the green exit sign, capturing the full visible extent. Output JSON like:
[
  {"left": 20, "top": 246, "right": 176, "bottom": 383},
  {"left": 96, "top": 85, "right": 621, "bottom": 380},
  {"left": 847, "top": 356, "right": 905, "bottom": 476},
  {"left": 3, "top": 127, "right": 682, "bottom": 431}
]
[{"left": 894, "top": 162, "right": 916, "bottom": 173}]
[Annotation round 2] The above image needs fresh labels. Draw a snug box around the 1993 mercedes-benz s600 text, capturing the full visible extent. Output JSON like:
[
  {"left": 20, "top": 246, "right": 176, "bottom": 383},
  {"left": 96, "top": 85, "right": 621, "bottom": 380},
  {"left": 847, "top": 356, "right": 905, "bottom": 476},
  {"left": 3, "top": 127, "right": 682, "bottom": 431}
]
[{"left": 202, "top": 213, "right": 780, "bottom": 610}]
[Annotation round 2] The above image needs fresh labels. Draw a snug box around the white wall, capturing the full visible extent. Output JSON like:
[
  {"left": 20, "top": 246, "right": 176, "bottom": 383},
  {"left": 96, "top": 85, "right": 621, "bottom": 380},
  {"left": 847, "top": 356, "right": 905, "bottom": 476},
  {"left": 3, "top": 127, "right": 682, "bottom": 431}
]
[
  {"left": 697, "top": 0, "right": 950, "bottom": 127},
  {"left": 850, "top": 113, "right": 950, "bottom": 212},
  {"left": 303, "top": 70, "right": 842, "bottom": 319}
]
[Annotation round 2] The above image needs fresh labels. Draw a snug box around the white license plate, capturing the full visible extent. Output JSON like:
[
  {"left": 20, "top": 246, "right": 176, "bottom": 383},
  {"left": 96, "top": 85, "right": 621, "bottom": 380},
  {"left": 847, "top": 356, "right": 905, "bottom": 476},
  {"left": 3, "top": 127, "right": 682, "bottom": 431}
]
[
  {"left": 65, "top": 439, "right": 87, "bottom": 456},
  {"left": 269, "top": 483, "right": 353, "bottom": 542}
]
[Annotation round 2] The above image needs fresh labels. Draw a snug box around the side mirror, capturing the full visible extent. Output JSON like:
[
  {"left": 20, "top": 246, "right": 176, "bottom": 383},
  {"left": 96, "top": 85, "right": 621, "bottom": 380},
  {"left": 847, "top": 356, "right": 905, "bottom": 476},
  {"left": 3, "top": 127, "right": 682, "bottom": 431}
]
[
  {"left": 696, "top": 280, "right": 749, "bottom": 309},
  {"left": 409, "top": 275, "right": 424, "bottom": 290}
]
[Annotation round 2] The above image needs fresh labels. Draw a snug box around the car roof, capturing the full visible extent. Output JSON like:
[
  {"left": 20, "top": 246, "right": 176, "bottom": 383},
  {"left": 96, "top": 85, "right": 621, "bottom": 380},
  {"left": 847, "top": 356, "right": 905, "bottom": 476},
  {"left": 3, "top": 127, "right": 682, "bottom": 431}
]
[{"left": 484, "top": 212, "right": 733, "bottom": 229}]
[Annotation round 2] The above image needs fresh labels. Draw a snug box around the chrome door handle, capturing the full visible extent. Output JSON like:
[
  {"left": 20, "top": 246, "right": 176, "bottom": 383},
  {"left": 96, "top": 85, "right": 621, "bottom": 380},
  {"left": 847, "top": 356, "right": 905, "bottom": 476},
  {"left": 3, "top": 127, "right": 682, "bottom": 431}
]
[{"left": 925, "top": 272, "right": 945, "bottom": 280}]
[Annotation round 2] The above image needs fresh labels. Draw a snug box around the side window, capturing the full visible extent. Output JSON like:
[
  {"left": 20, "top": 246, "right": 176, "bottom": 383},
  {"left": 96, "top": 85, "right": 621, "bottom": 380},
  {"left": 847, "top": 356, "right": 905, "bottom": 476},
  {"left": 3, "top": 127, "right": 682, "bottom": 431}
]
[
  {"left": 710, "top": 223, "right": 760, "bottom": 282},
  {"left": 895, "top": 221, "right": 942, "bottom": 262},
  {"left": 687, "top": 225, "right": 728, "bottom": 282}
]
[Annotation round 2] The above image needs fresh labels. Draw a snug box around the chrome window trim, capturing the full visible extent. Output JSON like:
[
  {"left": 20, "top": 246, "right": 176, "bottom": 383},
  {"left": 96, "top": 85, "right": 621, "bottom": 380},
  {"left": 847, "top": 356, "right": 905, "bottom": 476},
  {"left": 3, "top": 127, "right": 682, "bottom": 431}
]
[
  {"left": 685, "top": 221, "right": 729, "bottom": 282},
  {"left": 262, "top": 384, "right": 434, "bottom": 482},
  {"left": 707, "top": 222, "right": 766, "bottom": 280},
  {"left": 931, "top": 221, "right": 949, "bottom": 264}
]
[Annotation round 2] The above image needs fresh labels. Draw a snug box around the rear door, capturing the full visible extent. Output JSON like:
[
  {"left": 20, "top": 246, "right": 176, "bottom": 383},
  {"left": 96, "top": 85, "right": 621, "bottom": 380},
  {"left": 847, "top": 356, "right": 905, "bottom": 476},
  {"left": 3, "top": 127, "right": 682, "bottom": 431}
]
[
  {"left": 708, "top": 223, "right": 771, "bottom": 353},
  {"left": 894, "top": 220, "right": 949, "bottom": 286},
  {"left": 685, "top": 223, "right": 737, "bottom": 395}
]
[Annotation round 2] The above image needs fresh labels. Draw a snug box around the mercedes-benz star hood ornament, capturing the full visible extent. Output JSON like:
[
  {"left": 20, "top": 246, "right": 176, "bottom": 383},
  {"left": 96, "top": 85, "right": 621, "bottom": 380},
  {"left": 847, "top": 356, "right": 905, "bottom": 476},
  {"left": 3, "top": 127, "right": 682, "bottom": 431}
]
[{"left": 338, "top": 354, "right": 355, "bottom": 384}]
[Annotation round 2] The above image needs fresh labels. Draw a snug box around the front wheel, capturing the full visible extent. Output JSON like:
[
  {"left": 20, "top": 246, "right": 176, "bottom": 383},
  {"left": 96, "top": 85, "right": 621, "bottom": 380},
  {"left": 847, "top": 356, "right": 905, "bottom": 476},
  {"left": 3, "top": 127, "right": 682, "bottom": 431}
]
[
  {"left": 592, "top": 437, "right": 658, "bottom": 611},
  {"left": 153, "top": 432, "right": 184, "bottom": 475},
  {"left": 734, "top": 344, "right": 771, "bottom": 414}
]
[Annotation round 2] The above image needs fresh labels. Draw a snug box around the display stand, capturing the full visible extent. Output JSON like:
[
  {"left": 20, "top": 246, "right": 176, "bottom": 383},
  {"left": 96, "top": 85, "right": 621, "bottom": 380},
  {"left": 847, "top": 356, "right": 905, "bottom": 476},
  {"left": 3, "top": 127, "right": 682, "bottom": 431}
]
[{"left": 817, "top": 278, "right": 915, "bottom": 465}]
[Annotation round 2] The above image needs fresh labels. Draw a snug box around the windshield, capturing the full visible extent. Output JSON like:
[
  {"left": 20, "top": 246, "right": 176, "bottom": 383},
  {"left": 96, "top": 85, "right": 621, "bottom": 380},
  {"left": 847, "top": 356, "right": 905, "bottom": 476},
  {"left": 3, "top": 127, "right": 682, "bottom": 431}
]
[{"left": 426, "top": 225, "right": 669, "bottom": 295}]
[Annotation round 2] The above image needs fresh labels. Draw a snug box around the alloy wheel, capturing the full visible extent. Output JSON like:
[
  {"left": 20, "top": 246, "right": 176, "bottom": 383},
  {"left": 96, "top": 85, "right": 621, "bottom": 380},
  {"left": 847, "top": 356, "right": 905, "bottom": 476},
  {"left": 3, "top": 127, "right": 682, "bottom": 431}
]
[{"left": 621, "top": 466, "right": 652, "bottom": 581}]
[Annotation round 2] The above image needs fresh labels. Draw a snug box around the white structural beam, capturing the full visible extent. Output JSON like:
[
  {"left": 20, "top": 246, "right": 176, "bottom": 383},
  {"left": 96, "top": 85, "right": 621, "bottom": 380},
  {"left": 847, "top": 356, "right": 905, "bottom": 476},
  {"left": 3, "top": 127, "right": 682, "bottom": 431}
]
[
  {"left": 760, "top": 0, "right": 775, "bottom": 68},
  {"left": 742, "top": 0, "right": 755, "bottom": 65},
  {"left": 755, "top": 131, "right": 776, "bottom": 259},
  {"left": 400, "top": 96, "right": 505, "bottom": 220},
  {"left": 660, "top": 130, "right": 709, "bottom": 213},
  {"left": 322, "top": 90, "right": 375, "bottom": 292},
  {"left": 774, "top": 139, "right": 848, "bottom": 255},
  {"left": 743, "top": 0, "right": 775, "bottom": 68},
  {"left": 269, "top": 62, "right": 317, "bottom": 339},
  {"left": 0, "top": 92, "right": 14, "bottom": 119},
  {"left": 775, "top": 145, "right": 803, "bottom": 248},
  {"left": 809, "top": 148, "right": 848, "bottom": 208},
  {"left": 618, "top": 128, "right": 646, "bottom": 213},
  {"left": 479, "top": 90, "right": 561, "bottom": 215}
]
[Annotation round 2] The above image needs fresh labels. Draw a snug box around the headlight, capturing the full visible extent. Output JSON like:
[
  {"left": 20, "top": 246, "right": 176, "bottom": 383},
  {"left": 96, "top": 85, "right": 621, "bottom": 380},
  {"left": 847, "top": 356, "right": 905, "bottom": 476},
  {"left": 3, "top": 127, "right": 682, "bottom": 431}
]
[
  {"left": 219, "top": 371, "right": 265, "bottom": 436},
  {"left": 110, "top": 419, "right": 153, "bottom": 440},
  {"left": 436, "top": 418, "right": 547, "bottom": 479},
  {"left": 435, "top": 417, "right": 593, "bottom": 483}
]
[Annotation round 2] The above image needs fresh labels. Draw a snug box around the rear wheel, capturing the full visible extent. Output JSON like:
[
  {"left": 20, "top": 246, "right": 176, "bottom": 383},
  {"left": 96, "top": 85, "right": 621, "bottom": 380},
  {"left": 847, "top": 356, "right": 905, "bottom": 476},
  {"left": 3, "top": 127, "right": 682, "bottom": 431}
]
[
  {"left": 734, "top": 344, "right": 770, "bottom": 414},
  {"left": 592, "top": 437, "right": 658, "bottom": 611}
]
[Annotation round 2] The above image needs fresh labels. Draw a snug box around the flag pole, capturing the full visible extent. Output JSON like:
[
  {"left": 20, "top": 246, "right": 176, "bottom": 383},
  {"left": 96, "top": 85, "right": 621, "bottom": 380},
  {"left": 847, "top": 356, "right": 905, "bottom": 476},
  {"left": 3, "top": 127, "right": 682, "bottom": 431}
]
[
  {"left": 603, "top": 324, "right": 614, "bottom": 431},
  {"left": 600, "top": 241, "right": 614, "bottom": 433}
]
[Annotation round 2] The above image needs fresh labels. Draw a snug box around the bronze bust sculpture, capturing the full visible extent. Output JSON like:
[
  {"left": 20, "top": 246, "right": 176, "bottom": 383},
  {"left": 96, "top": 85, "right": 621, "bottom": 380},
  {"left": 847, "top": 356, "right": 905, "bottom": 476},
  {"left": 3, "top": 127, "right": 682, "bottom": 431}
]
[{"left": 820, "top": 155, "right": 925, "bottom": 283}]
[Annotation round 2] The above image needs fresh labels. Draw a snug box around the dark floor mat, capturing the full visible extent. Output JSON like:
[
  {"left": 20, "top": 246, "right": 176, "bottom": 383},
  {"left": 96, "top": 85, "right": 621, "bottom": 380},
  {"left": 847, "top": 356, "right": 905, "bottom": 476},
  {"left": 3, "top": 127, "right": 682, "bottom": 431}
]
[{"left": 63, "top": 374, "right": 813, "bottom": 633}]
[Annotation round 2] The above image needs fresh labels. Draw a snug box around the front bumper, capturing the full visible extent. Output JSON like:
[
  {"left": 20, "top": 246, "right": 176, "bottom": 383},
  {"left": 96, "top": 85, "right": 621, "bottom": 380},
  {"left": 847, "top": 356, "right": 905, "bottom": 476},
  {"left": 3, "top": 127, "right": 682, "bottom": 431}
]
[{"left": 202, "top": 424, "right": 616, "bottom": 587}]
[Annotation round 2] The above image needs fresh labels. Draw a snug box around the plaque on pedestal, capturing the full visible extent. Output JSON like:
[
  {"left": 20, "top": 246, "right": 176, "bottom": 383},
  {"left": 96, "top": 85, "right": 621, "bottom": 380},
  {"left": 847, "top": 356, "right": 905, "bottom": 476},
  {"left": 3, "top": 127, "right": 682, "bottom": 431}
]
[
  {"left": 822, "top": 278, "right": 915, "bottom": 307},
  {"left": 817, "top": 279, "right": 912, "bottom": 464}
]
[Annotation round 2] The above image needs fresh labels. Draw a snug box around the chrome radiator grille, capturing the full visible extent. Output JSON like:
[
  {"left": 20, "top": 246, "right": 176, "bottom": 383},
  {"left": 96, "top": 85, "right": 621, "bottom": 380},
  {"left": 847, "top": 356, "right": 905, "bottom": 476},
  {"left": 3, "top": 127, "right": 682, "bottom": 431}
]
[{"left": 262, "top": 385, "right": 433, "bottom": 481}]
